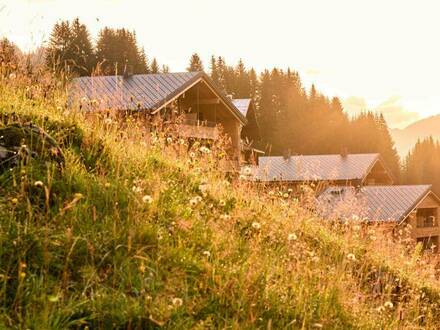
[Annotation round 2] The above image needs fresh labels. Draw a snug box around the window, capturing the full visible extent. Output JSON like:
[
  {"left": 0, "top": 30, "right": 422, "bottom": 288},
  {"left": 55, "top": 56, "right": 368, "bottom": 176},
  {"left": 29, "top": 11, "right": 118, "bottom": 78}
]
[
  {"left": 416, "top": 236, "right": 439, "bottom": 253},
  {"left": 416, "top": 208, "right": 438, "bottom": 228}
]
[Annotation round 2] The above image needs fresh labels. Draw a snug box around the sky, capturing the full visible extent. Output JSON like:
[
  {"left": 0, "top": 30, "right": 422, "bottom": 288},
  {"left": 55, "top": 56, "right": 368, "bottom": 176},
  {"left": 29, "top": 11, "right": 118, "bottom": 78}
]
[{"left": 1, "top": 0, "right": 440, "bottom": 128}]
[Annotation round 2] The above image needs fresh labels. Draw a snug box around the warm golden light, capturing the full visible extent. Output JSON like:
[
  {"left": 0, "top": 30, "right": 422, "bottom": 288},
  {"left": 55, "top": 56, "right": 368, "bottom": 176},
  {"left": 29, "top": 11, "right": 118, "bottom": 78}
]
[{"left": 2, "top": 0, "right": 440, "bottom": 127}]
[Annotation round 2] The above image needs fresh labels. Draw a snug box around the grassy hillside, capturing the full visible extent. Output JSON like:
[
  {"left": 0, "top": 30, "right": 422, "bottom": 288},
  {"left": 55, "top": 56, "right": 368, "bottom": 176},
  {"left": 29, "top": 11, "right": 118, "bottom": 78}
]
[{"left": 1, "top": 75, "right": 440, "bottom": 329}]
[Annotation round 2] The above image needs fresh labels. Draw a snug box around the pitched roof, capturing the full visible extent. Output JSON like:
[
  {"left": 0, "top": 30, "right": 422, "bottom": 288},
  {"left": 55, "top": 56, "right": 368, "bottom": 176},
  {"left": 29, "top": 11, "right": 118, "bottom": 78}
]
[
  {"left": 317, "top": 185, "right": 433, "bottom": 222},
  {"left": 232, "top": 99, "right": 252, "bottom": 117},
  {"left": 254, "top": 153, "right": 381, "bottom": 182},
  {"left": 68, "top": 72, "right": 247, "bottom": 124}
]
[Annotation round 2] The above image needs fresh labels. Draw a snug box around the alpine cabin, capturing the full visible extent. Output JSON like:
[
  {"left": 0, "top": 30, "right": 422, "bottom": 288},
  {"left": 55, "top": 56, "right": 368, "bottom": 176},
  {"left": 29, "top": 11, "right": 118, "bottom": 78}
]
[{"left": 68, "top": 72, "right": 250, "bottom": 170}]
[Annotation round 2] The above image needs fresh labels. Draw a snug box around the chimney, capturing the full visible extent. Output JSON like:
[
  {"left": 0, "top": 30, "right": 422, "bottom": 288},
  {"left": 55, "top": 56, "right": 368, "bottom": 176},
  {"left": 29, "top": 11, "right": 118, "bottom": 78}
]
[{"left": 123, "top": 64, "right": 134, "bottom": 78}]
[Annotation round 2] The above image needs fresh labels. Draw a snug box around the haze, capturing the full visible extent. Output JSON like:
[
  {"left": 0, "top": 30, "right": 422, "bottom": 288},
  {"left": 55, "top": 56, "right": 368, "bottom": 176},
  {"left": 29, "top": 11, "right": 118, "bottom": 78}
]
[{"left": 1, "top": 0, "right": 440, "bottom": 128}]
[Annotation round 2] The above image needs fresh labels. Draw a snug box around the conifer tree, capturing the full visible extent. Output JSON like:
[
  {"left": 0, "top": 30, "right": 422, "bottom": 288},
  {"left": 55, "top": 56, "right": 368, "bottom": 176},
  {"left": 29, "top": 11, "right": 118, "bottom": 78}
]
[
  {"left": 210, "top": 55, "right": 219, "bottom": 84},
  {"left": 150, "top": 58, "right": 159, "bottom": 73},
  {"left": 95, "top": 27, "right": 148, "bottom": 75},
  {"left": 187, "top": 53, "right": 204, "bottom": 72},
  {"left": 46, "top": 18, "right": 95, "bottom": 76},
  {"left": 0, "top": 38, "right": 20, "bottom": 77}
]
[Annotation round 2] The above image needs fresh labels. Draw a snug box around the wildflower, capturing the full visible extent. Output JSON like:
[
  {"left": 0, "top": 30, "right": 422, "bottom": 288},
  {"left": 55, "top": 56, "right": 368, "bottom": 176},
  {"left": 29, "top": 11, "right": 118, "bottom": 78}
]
[
  {"left": 283, "top": 193, "right": 289, "bottom": 198},
  {"left": 384, "top": 301, "right": 393, "bottom": 309},
  {"left": 166, "top": 137, "right": 173, "bottom": 143},
  {"left": 198, "top": 182, "right": 210, "bottom": 194},
  {"left": 138, "top": 262, "right": 146, "bottom": 273},
  {"left": 239, "top": 174, "right": 247, "bottom": 180},
  {"left": 243, "top": 166, "right": 252, "bottom": 175},
  {"left": 74, "top": 193, "right": 83, "bottom": 199},
  {"left": 34, "top": 180, "right": 44, "bottom": 188},
  {"left": 347, "top": 253, "right": 356, "bottom": 262},
  {"left": 252, "top": 222, "right": 261, "bottom": 230},
  {"left": 219, "top": 200, "right": 226, "bottom": 207},
  {"left": 288, "top": 233, "right": 297, "bottom": 241},
  {"left": 189, "top": 151, "right": 196, "bottom": 158},
  {"left": 132, "top": 185, "right": 142, "bottom": 193},
  {"left": 179, "top": 138, "right": 185, "bottom": 145},
  {"left": 268, "top": 191, "right": 275, "bottom": 197},
  {"left": 104, "top": 118, "right": 112, "bottom": 125},
  {"left": 11, "top": 198, "right": 18, "bottom": 205},
  {"left": 142, "top": 195, "right": 153, "bottom": 204},
  {"left": 189, "top": 196, "right": 201, "bottom": 207},
  {"left": 104, "top": 182, "right": 111, "bottom": 188},
  {"left": 376, "top": 305, "right": 385, "bottom": 313},
  {"left": 288, "top": 188, "right": 293, "bottom": 193},
  {"left": 220, "top": 214, "right": 231, "bottom": 220},
  {"left": 19, "top": 272, "right": 26, "bottom": 280},
  {"left": 172, "top": 297, "right": 183, "bottom": 307},
  {"left": 351, "top": 215, "right": 360, "bottom": 221},
  {"left": 311, "top": 256, "right": 320, "bottom": 262},
  {"left": 199, "top": 146, "right": 210, "bottom": 154},
  {"left": 202, "top": 251, "right": 211, "bottom": 258},
  {"left": 81, "top": 97, "right": 88, "bottom": 103},
  {"left": 48, "top": 295, "right": 60, "bottom": 303}
]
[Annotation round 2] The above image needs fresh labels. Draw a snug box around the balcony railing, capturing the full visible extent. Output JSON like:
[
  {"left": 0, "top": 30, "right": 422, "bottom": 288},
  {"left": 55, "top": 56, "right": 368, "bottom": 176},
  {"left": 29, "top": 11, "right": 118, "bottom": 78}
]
[{"left": 176, "top": 119, "right": 219, "bottom": 139}]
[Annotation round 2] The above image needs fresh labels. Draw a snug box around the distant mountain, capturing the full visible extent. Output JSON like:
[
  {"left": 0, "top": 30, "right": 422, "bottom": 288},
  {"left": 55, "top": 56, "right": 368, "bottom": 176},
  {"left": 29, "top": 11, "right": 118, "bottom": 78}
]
[{"left": 391, "top": 115, "right": 440, "bottom": 157}]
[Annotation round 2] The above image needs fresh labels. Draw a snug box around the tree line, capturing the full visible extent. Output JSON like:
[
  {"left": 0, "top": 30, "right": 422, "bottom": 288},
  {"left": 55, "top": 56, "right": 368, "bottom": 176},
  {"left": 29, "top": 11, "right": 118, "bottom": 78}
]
[
  {"left": 45, "top": 18, "right": 166, "bottom": 76},
  {"left": 4, "top": 17, "right": 427, "bottom": 184}
]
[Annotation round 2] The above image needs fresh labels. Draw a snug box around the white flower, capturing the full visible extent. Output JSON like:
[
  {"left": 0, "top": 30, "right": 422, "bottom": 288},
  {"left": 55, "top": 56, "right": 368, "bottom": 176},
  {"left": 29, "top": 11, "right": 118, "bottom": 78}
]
[
  {"left": 283, "top": 193, "right": 289, "bottom": 198},
  {"left": 34, "top": 180, "right": 44, "bottom": 188},
  {"left": 384, "top": 301, "right": 393, "bottom": 309},
  {"left": 166, "top": 137, "right": 173, "bottom": 143},
  {"left": 189, "top": 152, "right": 196, "bottom": 158},
  {"left": 189, "top": 196, "right": 202, "bottom": 207},
  {"left": 252, "top": 222, "right": 261, "bottom": 230},
  {"left": 220, "top": 214, "right": 231, "bottom": 220},
  {"left": 179, "top": 138, "right": 185, "bottom": 145},
  {"left": 202, "top": 251, "right": 211, "bottom": 258},
  {"left": 199, "top": 183, "right": 210, "bottom": 194},
  {"left": 288, "top": 233, "right": 297, "bottom": 241},
  {"left": 352, "top": 215, "right": 360, "bottom": 221},
  {"left": 142, "top": 195, "right": 153, "bottom": 204},
  {"left": 172, "top": 297, "right": 183, "bottom": 307},
  {"left": 347, "top": 253, "right": 356, "bottom": 261},
  {"left": 239, "top": 174, "right": 247, "bottom": 180},
  {"left": 243, "top": 166, "right": 252, "bottom": 175},
  {"left": 199, "top": 146, "right": 210, "bottom": 154}
]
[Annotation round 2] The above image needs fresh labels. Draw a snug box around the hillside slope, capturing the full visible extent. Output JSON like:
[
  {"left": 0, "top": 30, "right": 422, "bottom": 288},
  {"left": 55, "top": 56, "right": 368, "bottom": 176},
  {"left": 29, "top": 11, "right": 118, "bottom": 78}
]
[
  {"left": 1, "top": 76, "right": 440, "bottom": 329},
  {"left": 391, "top": 115, "right": 440, "bottom": 157}
]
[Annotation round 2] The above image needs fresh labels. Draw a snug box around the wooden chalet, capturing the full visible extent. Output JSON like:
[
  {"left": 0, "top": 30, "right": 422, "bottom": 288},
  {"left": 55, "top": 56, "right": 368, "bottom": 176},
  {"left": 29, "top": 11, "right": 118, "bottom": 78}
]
[
  {"left": 69, "top": 72, "right": 252, "bottom": 170},
  {"left": 249, "top": 153, "right": 394, "bottom": 192},
  {"left": 317, "top": 185, "right": 440, "bottom": 253}
]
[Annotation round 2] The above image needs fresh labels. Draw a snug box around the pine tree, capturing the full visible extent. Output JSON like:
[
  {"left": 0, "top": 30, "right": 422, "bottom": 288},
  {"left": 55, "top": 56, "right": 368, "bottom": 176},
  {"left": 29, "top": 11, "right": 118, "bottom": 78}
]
[
  {"left": 210, "top": 55, "right": 219, "bottom": 84},
  {"left": 0, "top": 38, "right": 20, "bottom": 77},
  {"left": 46, "top": 18, "right": 94, "bottom": 76},
  {"left": 187, "top": 53, "right": 204, "bottom": 72},
  {"left": 150, "top": 58, "right": 159, "bottom": 73},
  {"left": 46, "top": 20, "right": 74, "bottom": 74},
  {"left": 234, "top": 59, "right": 251, "bottom": 98},
  {"left": 70, "top": 18, "right": 95, "bottom": 75},
  {"left": 96, "top": 27, "right": 148, "bottom": 75}
]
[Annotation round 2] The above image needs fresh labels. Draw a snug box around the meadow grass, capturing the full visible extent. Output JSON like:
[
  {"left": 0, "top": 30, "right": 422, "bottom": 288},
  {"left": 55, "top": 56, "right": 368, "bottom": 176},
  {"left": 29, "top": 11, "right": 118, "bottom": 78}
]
[{"left": 1, "top": 74, "right": 440, "bottom": 329}]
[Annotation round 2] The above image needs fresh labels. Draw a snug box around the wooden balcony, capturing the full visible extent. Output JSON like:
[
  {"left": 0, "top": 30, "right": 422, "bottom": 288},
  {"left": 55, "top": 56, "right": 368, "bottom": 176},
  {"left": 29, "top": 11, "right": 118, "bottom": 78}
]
[{"left": 176, "top": 120, "right": 219, "bottom": 140}]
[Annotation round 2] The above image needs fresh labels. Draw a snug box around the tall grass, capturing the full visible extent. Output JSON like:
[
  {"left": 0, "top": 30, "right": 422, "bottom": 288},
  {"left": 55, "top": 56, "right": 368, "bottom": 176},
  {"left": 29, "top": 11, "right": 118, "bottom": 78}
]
[{"left": 1, "top": 73, "right": 440, "bottom": 329}]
